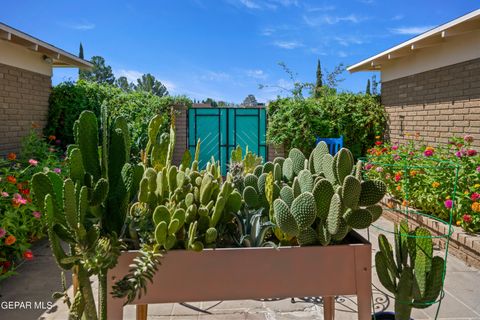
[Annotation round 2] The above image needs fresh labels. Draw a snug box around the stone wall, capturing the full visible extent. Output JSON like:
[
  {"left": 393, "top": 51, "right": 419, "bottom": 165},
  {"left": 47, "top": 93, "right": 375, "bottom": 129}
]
[
  {"left": 0, "top": 63, "right": 51, "bottom": 155},
  {"left": 382, "top": 57, "right": 480, "bottom": 147}
]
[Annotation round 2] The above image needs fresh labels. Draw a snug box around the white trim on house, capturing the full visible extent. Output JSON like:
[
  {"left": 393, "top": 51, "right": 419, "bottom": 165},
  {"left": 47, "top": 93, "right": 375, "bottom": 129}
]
[
  {"left": 347, "top": 9, "right": 480, "bottom": 74},
  {"left": 0, "top": 22, "right": 93, "bottom": 69}
]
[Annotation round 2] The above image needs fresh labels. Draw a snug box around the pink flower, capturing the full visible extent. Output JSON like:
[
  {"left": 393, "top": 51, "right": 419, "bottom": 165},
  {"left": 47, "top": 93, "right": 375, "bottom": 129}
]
[
  {"left": 424, "top": 150, "right": 433, "bottom": 157},
  {"left": 55, "top": 139, "right": 61, "bottom": 145},
  {"left": 365, "top": 163, "right": 373, "bottom": 170},
  {"left": 444, "top": 199, "right": 453, "bottom": 209},
  {"left": 455, "top": 151, "right": 463, "bottom": 158},
  {"left": 464, "top": 135, "right": 474, "bottom": 143},
  {"left": 28, "top": 159, "right": 38, "bottom": 166},
  {"left": 393, "top": 155, "right": 401, "bottom": 161},
  {"left": 477, "top": 166, "right": 480, "bottom": 173},
  {"left": 54, "top": 168, "right": 61, "bottom": 174},
  {"left": 471, "top": 193, "right": 480, "bottom": 201},
  {"left": 391, "top": 145, "right": 399, "bottom": 151},
  {"left": 463, "top": 214, "right": 473, "bottom": 224},
  {"left": 32, "top": 211, "right": 41, "bottom": 219},
  {"left": 0, "top": 228, "right": 5, "bottom": 238},
  {"left": 467, "top": 149, "right": 477, "bottom": 157},
  {"left": 1, "top": 192, "right": 8, "bottom": 197},
  {"left": 376, "top": 167, "right": 384, "bottom": 173},
  {"left": 12, "top": 193, "right": 27, "bottom": 207},
  {"left": 385, "top": 173, "right": 391, "bottom": 179}
]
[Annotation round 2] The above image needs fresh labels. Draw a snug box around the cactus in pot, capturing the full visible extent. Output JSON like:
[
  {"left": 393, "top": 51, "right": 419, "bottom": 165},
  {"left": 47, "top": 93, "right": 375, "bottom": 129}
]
[
  {"left": 31, "top": 107, "right": 141, "bottom": 320},
  {"left": 375, "top": 220, "right": 445, "bottom": 320},
  {"left": 273, "top": 142, "right": 387, "bottom": 246}
]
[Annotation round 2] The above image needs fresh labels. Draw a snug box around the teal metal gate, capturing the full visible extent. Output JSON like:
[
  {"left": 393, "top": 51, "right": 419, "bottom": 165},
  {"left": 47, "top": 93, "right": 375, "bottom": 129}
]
[{"left": 188, "top": 108, "right": 267, "bottom": 175}]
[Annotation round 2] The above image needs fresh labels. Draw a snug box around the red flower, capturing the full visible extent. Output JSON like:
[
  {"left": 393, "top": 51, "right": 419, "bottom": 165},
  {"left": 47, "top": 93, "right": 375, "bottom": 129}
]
[
  {"left": 375, "top": 141, "right": 382, "bottom": 146},
  {"left": 20, "top": 188, "right": 30, "bottom": 196},
  {"left": 471, "top": 193, "right": 480, "bottom": 201},
  {"left": 23, "top": 250, "right": 34, "bottom": 260},
  {"left": 7, "top": 153, "right": 16, "bottom": 161},
  {"left": 463, "top": 214, "right": 473, "bottom": 224},
  {"left": 6, "top": 176, "right": 16, "bottom": 184},
  {"left": 395, "top": 174, "right": 401, "bottom": 182}
]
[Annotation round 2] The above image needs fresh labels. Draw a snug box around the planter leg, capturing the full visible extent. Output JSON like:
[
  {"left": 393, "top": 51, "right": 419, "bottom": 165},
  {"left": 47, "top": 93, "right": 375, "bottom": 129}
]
[
  {"left": 323, "top": 296, "right": 335, "bottom": 320},
  {"left": 136, "top": 304, "right": 148, "bottom": 320},
  {"left": 355, "top": 247, "right": 372, "bottom": 320}
]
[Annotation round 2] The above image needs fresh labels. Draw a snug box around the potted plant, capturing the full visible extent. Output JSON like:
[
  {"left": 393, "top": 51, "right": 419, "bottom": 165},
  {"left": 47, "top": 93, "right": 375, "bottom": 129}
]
[
  {"left": 107, "top": 129, "right": 388, "bottom": 320},
  {"left": 373, "top": 220, "right": 445, "bottom": 320}
]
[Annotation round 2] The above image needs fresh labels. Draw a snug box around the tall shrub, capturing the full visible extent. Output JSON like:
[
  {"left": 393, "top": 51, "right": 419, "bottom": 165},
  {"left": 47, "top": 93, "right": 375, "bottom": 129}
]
[
  {"left": 46, "top": 80, "right": 191, "bottom": 155},
  {"left": 267, "top": 93, "right": 387, "bottom": 157}
]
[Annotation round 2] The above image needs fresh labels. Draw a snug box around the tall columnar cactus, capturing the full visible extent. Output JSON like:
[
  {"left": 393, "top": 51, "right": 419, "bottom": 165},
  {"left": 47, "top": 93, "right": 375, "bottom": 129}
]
[
  {"left": 376, "top": 221, "right": 445, "bottom": 320},
  {"left": 272, "top": 142, "right": 387, "bottom": 246},
  {"left": 32, "top": 108, "right": 141, "bottom": 320}
]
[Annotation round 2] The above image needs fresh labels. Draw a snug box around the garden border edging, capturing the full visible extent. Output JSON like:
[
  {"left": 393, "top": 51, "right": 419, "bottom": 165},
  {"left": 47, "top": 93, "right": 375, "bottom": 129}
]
[{"left": 381, "top": 196, "right": 480, "bottom": 269}]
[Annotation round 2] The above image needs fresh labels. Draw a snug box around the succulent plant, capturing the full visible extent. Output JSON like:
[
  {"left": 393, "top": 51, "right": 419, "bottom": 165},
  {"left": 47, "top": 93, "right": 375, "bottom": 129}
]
[
  {"left": 32, "top": 108, "right": 140, "bottom": 320},
  {"left": 272, "top": 142, "right": 387, "bottom": 246},
  {"left": 376, "top": 221, "right": 445, "bottom": 320}
]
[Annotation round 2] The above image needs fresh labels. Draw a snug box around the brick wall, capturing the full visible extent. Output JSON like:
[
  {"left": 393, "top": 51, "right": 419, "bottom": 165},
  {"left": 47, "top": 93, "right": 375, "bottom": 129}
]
[
  {"left": 382, "top": 57, "right": 480, "bottom": 147},
  {"left": 0, "top": 63, "right": 51, "bottom": 155}
]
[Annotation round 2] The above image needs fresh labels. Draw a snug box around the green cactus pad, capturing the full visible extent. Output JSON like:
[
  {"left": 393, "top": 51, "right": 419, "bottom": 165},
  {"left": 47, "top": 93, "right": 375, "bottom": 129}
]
[
  {"left": 341, "top": 175, "right": 361, "bottom": 209},
  {"left": 312, "top": 179, "right": 334, "bottom": 221},
  {"left": 297, "top": 169, "right": 314, "bottom": 193},
  {"left": 288, "top": 148, "right": 306, "bottom": 175},
  {"left": 317, "top": 223, "right": 331, "bottom": 246},
  {"left": 415, "top": 227, "right": 433, "bottom": 271},
  {"left": 164, "top": 235, "right": 176, "bottom": 250},
  {"left": 335, "top": 148, "right": 354, "bottom": 184},
  {"left": 186, "top": 204, "right": 197, "bottom": 223},
  {"left": 414, "top": 256, "right": 444, "bottom": 306},
  {"left": 273, "top": 157, "right": 285, "bottom": 168},
  {"left": 253, "top": 165, "right": 263, "bottom": 177},
  {"left": 273, "top": 163, "right": 282, "bottom": 183},
  {"left": 200, "top": 174, "right": 214, "bottom": 205},
  {"left": 375, "top": 251, "right": 397, "bottom": 294},
  {"left": 168, "top": 166, "right": 178, "bottom": 193},
  {"left": 172, "top": 208, "right": 186, "bottom": 230},
  {"left": 257, "top": 173, "right": 267, "bottom": 195},
  {"left": 367, "top": 205, "right": 383, "bottom": 223},
  {"left": 327, "top": 193, "right": 342, "bottom": 234},
  {"left": 153, "top": 205, "right": 170, "bottom": 226},
  {"left": 69, "top": 148, "right": 85, "bottom": 181},
  {"left": 312, "top": 143, "right": 329, "bottom": 174},
  {"left": 358, "top": 179, "right": 387, "bottom": 206},
  {"left": 168, "top": 219, "right": 180, "bottom": 234},
  {"left": 321, "top": 154, "right": 336, "bottom": 184},
  {"left": 243, "top": 186, "right": 259, "bottom": 208},
  {"left": 205, "top": 227, "right": 218, "bottom": 244},
  {"left": 90, "top": 178, "right": 109, "bottom": 206},
  {"left": 263, "top": 162, "right": 274, "bottom": 174},
  {"left": 297, "top": 227, "right": 318, "bottom": 246},
  {"left": 331, "top": 218, "right": 349, "bottom": 241},
  {"left": 395, "top": 266, "right": 414, "bottom": 320},
  {"left": 290, "top": 192, "right": 316, "bottom": 229},
  {"left": 190, "top": 241, "right": 204, "bottom": 252},
  {"left": 354, "top": 160, "right": 363, "bottom": 180},
  {"left": 273, "top": 198, "right": 298, "bottom": 237},
  {"left": 210, "top": 196, "right": 226, "bottom": 227},
  {"left": 280, "top": 186, "right": 295, "bottom": 207},
  {"left": 154, "top": 221, "right": 168, "bottom": 245},
  {"left": 282, "top": 158, "right": 294, "bottom": 181},
  {"left": 197, "top": 215, "right": 210, "bottom": 233},
  {"left": 185, "top": 193, "right": 194, "bottom": 207},
  {"left": 244, "top": 174, "right": 259, "bottom": 191},
  {"left": 226, "top": 190, "right": 242, "bottom": 213},
  {"left": 344, "top": 208, "right": 373, "bottom": 229},
  {"left": 76, "top": 111, "right": 101, "bottom": 180}
]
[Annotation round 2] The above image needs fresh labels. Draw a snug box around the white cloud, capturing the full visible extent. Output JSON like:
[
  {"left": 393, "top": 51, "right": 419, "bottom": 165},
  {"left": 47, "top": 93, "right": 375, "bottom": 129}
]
[
  {"left": 358, "top": 0, "right": 374, "bottom": 4},
  {"left": 305, "top": 5, "right": 335, "bottom": 12},
  {"left": 246, "top": 69, "right": 267, "bottom": 80},
  {"left": 66, "top": 21, "right": 95, "bottom": 30},
  {"left": 200, "top": 71, "right": 231, "bottom": 81},
  {"left": 239, "top": 0, "right": 261, "bottom": 9},
  {"left": 334, "top": 36, "right": 365, "bottom": 47},
  {"left": 390, "top": 25, "right": 434, "bottom": 35},
  {"left": 116, "top": 69, "right": 143, "bottom": 83},
  {"left": 261, "top": 27, "right": 275, "bottom": 36},
  {"left": 273, "top": 40, "right": 303, "bottom": 49},
  {"left": 338, "top": 51, "right": 348, "bottom": 58},
  {"left": 391, "top": 14, "right": 404, "bottom": 21},
  {"left": 303, "top": 14, "right": 367, "bottom": 26}
]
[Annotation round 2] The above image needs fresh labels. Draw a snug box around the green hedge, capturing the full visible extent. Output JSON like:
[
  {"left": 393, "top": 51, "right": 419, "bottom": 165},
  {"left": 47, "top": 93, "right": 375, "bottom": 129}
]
[
  {"left": 46, "top": 80, "right": 191, "bottom": 155},
  {"left": 267, "top": 93, "right": 387, "bottom": 157}
]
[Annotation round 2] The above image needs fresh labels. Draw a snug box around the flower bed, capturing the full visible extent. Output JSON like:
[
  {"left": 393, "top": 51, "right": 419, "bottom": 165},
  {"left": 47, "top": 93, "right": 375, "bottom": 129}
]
[
  {"left": 0, "top": 132, "right": 65, "bottom": 279},
  {"left": 365, "top": 134, "right": 480, "bottom": 233}
]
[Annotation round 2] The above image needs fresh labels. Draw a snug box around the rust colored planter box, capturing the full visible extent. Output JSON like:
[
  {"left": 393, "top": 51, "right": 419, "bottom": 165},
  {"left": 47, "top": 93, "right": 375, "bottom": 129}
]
[{"left": 107, "top": 231, "right": 372, "bottom": 320}]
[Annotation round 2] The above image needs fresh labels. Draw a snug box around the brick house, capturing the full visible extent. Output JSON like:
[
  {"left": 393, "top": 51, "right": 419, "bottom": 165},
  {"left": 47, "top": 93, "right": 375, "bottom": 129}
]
[
  {"left": 0, "top": 23, "right": 92, "bottom": 154},
  {"left": 348, "top": 9, "right": 480, "bottom": 147}
]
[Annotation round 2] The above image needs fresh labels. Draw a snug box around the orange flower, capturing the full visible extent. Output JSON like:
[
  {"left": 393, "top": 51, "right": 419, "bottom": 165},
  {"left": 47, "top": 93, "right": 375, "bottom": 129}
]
[
  {"left": 456, "top": 220, "right": 461, "bottom": 226},
  {"left": 410, "top": 170, "right": 418, "bottom": 177},
  {"left": 48, "top": 135, "right": 56, "bottom": 141},
  {"left": 425, "top": 146, "right": 435, "bottom": 152},
  {"left": 7, "top": 153, "right": 16, "bottom": 161},
  {"left": 432, "top": 182, "right": 440, "bottom": 188},
  {"left": 6, "top": 176, "right": 16, "bottom": 184},
  {"left": 402, "top": 200, "right": 409, "bottom": 206},
  {"left": 5, "top": 235, "right": 16, "bottom": 246},
  {"left": 396, "top": 185, "right": 402, "bottom": 191},
  {"left": 472, "top": 202, "right": 480, "bottom": 213}
]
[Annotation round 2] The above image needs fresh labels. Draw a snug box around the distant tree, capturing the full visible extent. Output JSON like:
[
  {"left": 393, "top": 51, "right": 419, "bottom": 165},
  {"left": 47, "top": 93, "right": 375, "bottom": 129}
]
[
  {"left": 217, "top": 101, "right": 227, "bottom": 107},
  {"left": 242, "top": 94, "right": 258, "bottom": 107},
  {"left": 202, "top": 98, "right": 218, "bottom": 107},
  {"left": 371, "top": 75, "right": 379, "bottom": 95},
  {"left": 133, "top": 73, "right": 169, "bottom": 97},
  {"left": 366, "top": 79, "right": 371, "bottom": 95},
  {"left": 78, "top": 43, "right": 89, "bottom": 80},
  {"left": 115, "top": 76, "right": 133, "bottom": 92},
  {"left": 314, "top": 59, "right": 323, "bottom": 98},
  {"left": 80, "top": 56, "right": 115, "bottom": 84}
]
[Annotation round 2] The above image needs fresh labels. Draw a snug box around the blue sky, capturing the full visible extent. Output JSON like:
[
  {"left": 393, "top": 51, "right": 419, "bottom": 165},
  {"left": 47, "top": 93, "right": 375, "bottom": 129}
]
[{"left": 1, "top": 1, "right": 478, "bottom": 103}]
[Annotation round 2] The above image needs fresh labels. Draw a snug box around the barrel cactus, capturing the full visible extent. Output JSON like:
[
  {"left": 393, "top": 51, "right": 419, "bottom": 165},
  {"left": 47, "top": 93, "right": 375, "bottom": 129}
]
[{"left": 376, "top": 221, "right": 445, "bottom": 320}]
